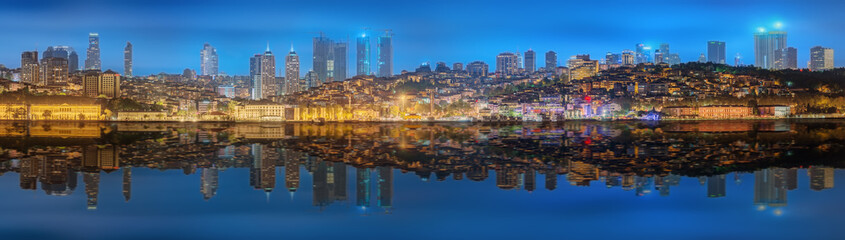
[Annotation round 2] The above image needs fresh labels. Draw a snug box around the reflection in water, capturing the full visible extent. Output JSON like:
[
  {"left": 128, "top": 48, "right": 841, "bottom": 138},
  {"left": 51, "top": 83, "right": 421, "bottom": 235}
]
[{"left": 0, "top": 120, "right": 843, "bottom": 214}]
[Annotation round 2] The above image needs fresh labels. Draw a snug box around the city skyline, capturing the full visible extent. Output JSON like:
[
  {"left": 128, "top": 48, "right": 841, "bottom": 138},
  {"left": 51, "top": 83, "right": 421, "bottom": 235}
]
[{"left": 1, "top": 1, "right": 843, "bottom": 76}]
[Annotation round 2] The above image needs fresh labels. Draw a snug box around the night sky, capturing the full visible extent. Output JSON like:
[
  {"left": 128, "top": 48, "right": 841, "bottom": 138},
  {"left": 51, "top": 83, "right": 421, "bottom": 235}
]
[{"left": 2, "top": 0, "right": 843, "bottom": 76}]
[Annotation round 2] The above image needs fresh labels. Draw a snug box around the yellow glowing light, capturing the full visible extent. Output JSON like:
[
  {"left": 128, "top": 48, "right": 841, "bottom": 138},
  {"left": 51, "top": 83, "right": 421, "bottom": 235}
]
[{"left": 774, "top": 22, "right": 783, "bottom": 29}]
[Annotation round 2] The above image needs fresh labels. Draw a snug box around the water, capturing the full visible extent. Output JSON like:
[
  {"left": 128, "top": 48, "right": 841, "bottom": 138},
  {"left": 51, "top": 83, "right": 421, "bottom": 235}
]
[{"left": 0, "top": 120, "right": 844, "bottom": 239}]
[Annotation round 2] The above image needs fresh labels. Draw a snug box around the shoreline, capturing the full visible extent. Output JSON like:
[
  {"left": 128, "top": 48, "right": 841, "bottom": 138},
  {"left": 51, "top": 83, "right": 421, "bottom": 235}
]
[{"left": 2, "top": 116, "right": 844, "bottom": 123}]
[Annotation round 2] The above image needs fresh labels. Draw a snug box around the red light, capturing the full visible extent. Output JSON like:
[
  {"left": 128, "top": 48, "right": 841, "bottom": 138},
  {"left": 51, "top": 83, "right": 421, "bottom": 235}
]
[{"left": 584, "top": 96, "right": 591, "bottom": 102}]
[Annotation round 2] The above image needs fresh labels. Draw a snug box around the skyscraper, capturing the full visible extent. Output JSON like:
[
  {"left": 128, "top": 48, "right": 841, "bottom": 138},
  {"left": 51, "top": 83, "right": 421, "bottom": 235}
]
[
  {"left": 466, "top": 61, "right": 488, "bottom": 77},
  {"left": 808, "top": 166, "right": 834, "bottom": 191},
  {"left": 20, "top": 51, "right": 39, "bottom": 84},
  {"left": 285, "top": 45, "right": 300, "bottom": 95},
  {"left": 545, "top": 51, "right": 557, "bottom": 71},
  {"left": 452, "top": 62, "right": 463, "bottom": 71},
  {"left": 250, "top": 44, "right": 276, "bottom": 99},
  {"left": 707, "top": 174, "right": 726, "bottom": 198},
  {"left": 43, "top": 46, "right": 78, "bottom": 72},
  {"left": 200, "top": 167, "right": 219, "bottom": 200},
  {"left": 356, "top": 34, "right": 370, "bottom": 76},
  {"left": 635, "top": 43, "right": 651, "bottom": 64},
  {"left": 200, "top": 43, "right": 219, "bottom": 76},
  {"left": 707, "top": 41, "right": 726, "bottom": 64},
  {"left": 334, "top": 42, "right": 348, "bottom": 81},
  {"left": 809, "top": 46, "right": 834, "bottom": 71},
  {"left": 754, "top": 30, "right": 787, "bottom": 69},
  {"left": 313, "top": 34, "right": 333, "bottom": 84},
  {"left": 774, "top": 47, "right": 798, "bottom": 70},
  {"left": 621, "top": 50, "right": 635, "bottom": 65},
  {"left": 124, "top": 42, "right": 132, "bottom": 77},
  {"left": 496, "top": 52, "right": 519, "bottom": 77},
  {"left": 568, "top": 55, "right": 599, "bottom": 81},
  {"left": 377, "top": 30, "right": 393, "bottom": 78},
  {"left": 40, "top": 57, "right": 68, "bottom": 85},
  {"left": 524, "top": 49, "right": 536, "bottom": 73},
  {"left": 85, "top": 33, "right": 101, "bottom": 70},
  {"left": 100, "top": 70, "right": 121, "bottom": 98}
]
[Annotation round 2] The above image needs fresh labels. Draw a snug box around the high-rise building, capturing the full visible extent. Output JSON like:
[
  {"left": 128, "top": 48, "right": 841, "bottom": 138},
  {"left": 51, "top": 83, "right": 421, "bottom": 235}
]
[
  {"left": 754, "top": 168, "right": 787, "bottom": 207},
  {"left": 377, "top": 31, "right": 393, "bottom": 78},
  {"left": 200, "top": 43, "right": 219, "bottom": 76},
  {"left": 100, "top": 70, "right": 121, "bottom": 98},
  {"left": 545, "top": 51, "right": 557, "bottom": 71},
  {"left": 496, "top": 52, "right": 519, "bottom": 77},
  {"left": 313, "top": 34, "right": 333, "bottom": 84},
  {"left": 334, "top": 42, "right": 348, "bottom": 81},
  {"left": 356, "top": 168, "right": 370, "bottom": 207},
  {"left": 304, "top": 70, "right": 318, "bottom": 89},
  {"left": 122, "top": 167, "right": 131, "bottom": 202},
  {"left": 124, "top": 42, "right": 132, "bottom": 77},
  {"left": 40, "top": 57, "right": 68, "bottom": 85},
  {"left": 85, "top": 33, "right": 101, "bottom": 70},
  {"left": 376, "top": 166, "right": 393, "bottom": 211},
  {"left": 754, "top": 30, "right": 787, "bottom": 69},
  {"left": 356, "top": 34, "right": 370, "bottom": 76},
  {"left": 568, "top": 55, "right": 599, "bottom": 81},
  {"left": 524, "top": 49, "right": 536, "bottom": 73},
  {"left": 666, "top": 53, "right": 681, "bottom": 65},
  {"left": 605, "top": 52, "right": 620, "bottom": 65},
  {"left": 707, "top": 175, "right": 726, "bottom": 198},
  {"left": 654, "top": 50, "right": 664, "bottom": 64},
  {"left": 249, "top": 144, "right": 275, "bottom": 193},
  {"left": 284, "top": 152, "right": 300, "bottom": 194},
  {"left": 809, "top": 46, "right": 834, "bottom": 71},
  {"left": 21, "top": 51, "right": 39, "bottom": 84},
  {"left": 284, "top": 46, "right": 300, "bottom": 95},
  {"left": 808, "top": 166, "right": 834, "bottom": 191},
  {"left": 82, "top": 70, "right": 101, "bottom": 97},
  {"left": 466, "top": 61, "right": 488, "bottom": 77},
  {"left": 635, "top": 43, "right": 651, "bottom": 64},
  {"left": 200, "top": 167, "right": 219, "bottom": 200},
  {"left": 707, "top": 41, "right": 726, "bottom": 64},
  {"left": 621, "top": 50, "right": 635, "bottom": 65},
  {"left": 43, "top": 46, "right": 78, "bottom": 72},
  {"left": 659, "top": 43, "right": 670, "bottom": 57},
  {"left": 452, "top": 62, "right": 463, "bottom": 71},
  {"left": 250, "top": 44, "right": 276, "bottom": 99},
  {"left": 774, "top": 47, "right": 798, "bottom": 70}
]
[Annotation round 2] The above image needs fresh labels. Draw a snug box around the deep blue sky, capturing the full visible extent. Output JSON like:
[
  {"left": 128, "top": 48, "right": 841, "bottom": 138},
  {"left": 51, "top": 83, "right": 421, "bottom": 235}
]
[{"left": 1, "top": 0, "right": 843, "bottom": 76}]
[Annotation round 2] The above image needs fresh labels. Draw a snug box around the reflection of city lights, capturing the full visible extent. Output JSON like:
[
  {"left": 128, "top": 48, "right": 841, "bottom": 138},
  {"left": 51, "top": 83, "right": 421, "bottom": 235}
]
[
  {"left": 773, "top": 209, "right": 783, "bottom": 216},
  {"left": 757, "top": 205, "right": 766, "bottom": 211}
]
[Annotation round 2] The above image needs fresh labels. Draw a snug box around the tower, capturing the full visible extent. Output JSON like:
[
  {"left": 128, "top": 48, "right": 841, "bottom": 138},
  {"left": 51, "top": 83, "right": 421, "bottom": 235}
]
[
  {"left": 85, "top": 33, "right": 101, "bottom": 70},
  {"left": 377, "top": 30, "right": 393, "bottom": 78},
  {"left": 200, "top": 43, "right": 219, "bottom": 76},
  {"left": 124, "top": 42, "right": 133, "bottom": 77}
]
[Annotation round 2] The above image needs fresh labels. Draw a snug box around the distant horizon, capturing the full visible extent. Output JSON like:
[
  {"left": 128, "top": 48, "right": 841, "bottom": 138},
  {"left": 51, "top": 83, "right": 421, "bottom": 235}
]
[{"left": 1, "top": 0, "right": 842, "bottom": 76}]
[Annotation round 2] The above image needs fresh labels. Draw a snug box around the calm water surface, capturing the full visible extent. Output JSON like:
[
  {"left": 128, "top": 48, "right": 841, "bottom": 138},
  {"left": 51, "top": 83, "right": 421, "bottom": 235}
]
[{"left": 1, "top": 120, "right": 844, "bottom": 239}]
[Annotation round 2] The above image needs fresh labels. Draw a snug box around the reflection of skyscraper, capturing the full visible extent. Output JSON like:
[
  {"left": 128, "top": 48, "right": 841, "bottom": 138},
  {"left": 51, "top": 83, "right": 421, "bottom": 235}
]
[
  {"left": 84, "top": 172, "right": 100, "bottom": 210},
  {"left": 377, "top": 166, "right": 393, "bottom": 211},
  {"left": 466, "top": 165, "right": 488, "bottom": 181},
  {"left": 334, "top": 162, "right": 348, "bottom": 201},
  {"left": 249, "top": 144, "right": 275, "bottom": 193},
  {"left": 284, "top": 153, "right": 300, "bottom": 194},
  {"left": 809, "top": 166, "right": 834, "bottom": 191},
  {"left": 201, "top": 167, "right": 219, "bottom": 200},
  {"left": 707, "top": 175, "right": 726, "bottom": 198},
  {"left": 356, "top": 167, "right": 371, "bottom": 207},
  {"left": 545, "top": 171, "right": 557, "bottom": 191},
  {"left": 524, "top": 169, "right": 535, "bottom": 192},
  {"left": 495, "top": 166, "right": 519, "bottom": 189},
  {"left": 754, "top": 169, "right": 787, "bottom": 207},
  {"left": 19, "top": 157, "right": 40, "bottom": 190},
  {"left": 122, "top": 167, "right": 131, "bottom": 202}
]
